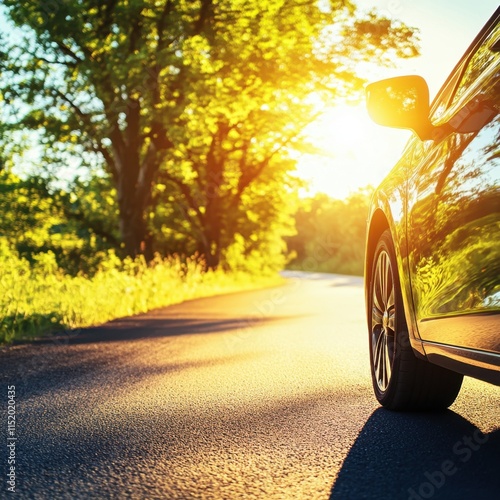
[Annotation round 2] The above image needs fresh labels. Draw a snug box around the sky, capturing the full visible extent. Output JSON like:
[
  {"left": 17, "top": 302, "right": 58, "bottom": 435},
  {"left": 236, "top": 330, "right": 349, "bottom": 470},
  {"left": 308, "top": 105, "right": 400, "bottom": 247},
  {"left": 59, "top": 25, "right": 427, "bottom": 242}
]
[{"left": 296, "top": 0, "right": 500, "bottom": 199}]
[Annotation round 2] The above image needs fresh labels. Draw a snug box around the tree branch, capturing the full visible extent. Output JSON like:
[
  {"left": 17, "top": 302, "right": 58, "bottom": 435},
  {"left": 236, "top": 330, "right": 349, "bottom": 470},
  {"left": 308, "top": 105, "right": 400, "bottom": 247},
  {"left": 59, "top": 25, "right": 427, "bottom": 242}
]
[
  {"left": 92, "top": 141, "right": 118, "bottom": 181},
  {"left": 160, "top": 170, "right": 205, "bottom": 225},
  {"left": 193, "top": 0, "right": 214, "bottom": 35},
  {"left": 53, "top": 89, "right": 88, "bottom": 120},
  {"left": 56, "top": 42, "right": 83, "bottom": 63},
  {"left": 157, "top": 0, "right": 174, "bottom": 50},
  {"left": 51, "top": 89, "right": 119, "bottom": 179},
  {"left": 97, "top": 0, "right": 117, "bottom": 39}
]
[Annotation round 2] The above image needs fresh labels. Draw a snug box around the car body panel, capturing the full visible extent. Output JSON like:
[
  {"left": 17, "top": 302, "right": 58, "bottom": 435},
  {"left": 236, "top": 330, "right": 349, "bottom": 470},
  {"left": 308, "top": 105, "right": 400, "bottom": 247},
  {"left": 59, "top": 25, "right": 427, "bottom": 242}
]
[
  {"left": 364, "top": 140, "right": 423, "bottom": 346},
  {"left": 423, "top": 339, "right": 500, "bottom": 385},
  {"left": 365, "top": 8, "right": 500, "bottom": 385},
  {"left": 406, "top": 20, "right": 500, "bottom": 356}
]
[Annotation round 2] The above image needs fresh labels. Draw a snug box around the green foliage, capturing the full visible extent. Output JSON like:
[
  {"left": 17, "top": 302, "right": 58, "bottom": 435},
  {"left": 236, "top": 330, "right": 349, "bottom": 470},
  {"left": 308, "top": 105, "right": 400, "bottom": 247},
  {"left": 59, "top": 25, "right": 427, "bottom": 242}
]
[
  {"left": 0, "top": 171, "right": 119, "bottom": 275},
  {"left": 153, "top": 150, "right": 301, "bottom": 271},
  {"left": 0, "top": 0, "right": 420, "bottom": 263},
  {"left": 286, "top": 188, "right": 372, "bottom": 276},
  {"left": 147, "top": 1, "right": 418, "bottom": 269},
  {"left": 0, "top": 240, "right": 281, "bottom": 344}
]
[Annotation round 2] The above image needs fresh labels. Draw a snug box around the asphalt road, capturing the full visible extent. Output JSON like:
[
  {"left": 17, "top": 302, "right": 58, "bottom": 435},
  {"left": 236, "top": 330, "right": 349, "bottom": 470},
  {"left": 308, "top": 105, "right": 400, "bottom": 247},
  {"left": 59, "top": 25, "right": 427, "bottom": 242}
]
[{"left": 1, "top": 272, "right": 499, "bottom": 499}]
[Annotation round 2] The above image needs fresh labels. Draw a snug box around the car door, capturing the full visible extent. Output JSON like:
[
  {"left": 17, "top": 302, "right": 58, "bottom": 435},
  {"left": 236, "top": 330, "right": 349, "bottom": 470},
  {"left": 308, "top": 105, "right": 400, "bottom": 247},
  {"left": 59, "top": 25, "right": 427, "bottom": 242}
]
[{"left": 407, "top": 20, "right": 500, "bottom": 354}]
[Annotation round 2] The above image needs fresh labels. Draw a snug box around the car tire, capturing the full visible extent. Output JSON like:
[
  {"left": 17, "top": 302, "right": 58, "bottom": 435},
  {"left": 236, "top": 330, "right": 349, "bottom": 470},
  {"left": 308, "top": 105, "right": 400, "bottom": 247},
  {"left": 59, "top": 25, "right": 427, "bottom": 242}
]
[{"left": 369, "top": 229, "right": 463, "bottom": 411}]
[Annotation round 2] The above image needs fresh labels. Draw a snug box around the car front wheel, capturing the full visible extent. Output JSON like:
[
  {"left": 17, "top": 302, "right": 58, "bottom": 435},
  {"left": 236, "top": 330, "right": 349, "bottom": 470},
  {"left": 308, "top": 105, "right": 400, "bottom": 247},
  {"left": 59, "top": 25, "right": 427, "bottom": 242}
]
[{"left": 369, "top": 229, "right": 463, "bottom": 411}]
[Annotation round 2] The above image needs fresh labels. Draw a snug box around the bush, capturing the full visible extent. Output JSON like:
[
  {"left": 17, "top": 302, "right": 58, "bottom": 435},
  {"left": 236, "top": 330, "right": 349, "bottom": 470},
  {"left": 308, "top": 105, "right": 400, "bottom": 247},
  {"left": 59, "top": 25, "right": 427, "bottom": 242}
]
[{"left": 0, "top": 240, "right": 281, "bottom": 344}]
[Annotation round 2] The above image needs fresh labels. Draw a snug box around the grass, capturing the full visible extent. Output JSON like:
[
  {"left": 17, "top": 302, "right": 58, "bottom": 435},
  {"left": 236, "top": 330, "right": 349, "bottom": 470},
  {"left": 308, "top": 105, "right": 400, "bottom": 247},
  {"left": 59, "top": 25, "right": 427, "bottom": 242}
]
[{"left": 0, "top": 245, "right": 283, "bottom": 345}]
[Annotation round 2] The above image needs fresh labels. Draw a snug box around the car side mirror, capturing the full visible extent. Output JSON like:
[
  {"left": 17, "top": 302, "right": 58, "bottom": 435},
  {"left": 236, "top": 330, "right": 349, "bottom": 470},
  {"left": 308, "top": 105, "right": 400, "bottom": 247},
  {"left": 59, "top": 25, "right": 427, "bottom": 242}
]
[{"left": 366, "top": 75, "right": 433, "bottom": 140}]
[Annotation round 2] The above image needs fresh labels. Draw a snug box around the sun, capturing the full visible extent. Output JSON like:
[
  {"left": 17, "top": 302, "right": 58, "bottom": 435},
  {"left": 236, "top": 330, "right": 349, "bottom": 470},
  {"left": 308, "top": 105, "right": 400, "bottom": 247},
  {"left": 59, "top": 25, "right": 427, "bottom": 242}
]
[
  {"left": 302, "top": 103, "right": 381, "bottom": 162},
  {"left": 296, "top": 103, "right": 411, "bottom": 199},
  {"left": 315, "top": 105, "right": 369, "bottom": 151}
]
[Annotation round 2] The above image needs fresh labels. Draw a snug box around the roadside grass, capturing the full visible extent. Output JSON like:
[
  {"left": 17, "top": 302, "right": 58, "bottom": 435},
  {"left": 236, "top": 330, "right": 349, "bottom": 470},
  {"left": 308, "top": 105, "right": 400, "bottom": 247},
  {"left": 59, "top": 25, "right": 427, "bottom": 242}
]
[{"left": 0, "top": 244, "right": 282, "bottom": 345}]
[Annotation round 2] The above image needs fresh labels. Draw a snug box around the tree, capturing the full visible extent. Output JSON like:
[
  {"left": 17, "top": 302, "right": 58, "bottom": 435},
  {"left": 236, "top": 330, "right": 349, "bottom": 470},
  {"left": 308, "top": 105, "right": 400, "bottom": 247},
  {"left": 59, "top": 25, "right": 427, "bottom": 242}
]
[
  {"left": 0, "top": 0, "right": 419, "bottom": 263},
  {"left": 0, "top": 171, "right": 119, "bottom": 275},
  {"left": 287, "top": 189, "right": 373, "bottom": 275}
]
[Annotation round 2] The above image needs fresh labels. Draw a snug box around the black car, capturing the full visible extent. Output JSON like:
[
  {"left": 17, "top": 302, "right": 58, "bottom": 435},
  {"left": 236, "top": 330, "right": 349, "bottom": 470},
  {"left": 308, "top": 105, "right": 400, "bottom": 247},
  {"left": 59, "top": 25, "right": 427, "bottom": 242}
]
[{"left": 364, "top": 7, "right": 500, "bottom": 411}]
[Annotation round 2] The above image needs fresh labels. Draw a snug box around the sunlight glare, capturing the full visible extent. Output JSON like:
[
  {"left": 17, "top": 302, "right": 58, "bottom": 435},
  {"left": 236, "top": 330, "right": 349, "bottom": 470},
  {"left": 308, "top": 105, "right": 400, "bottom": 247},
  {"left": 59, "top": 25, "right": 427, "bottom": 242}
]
[{"left": 296, "top": 104, "right": 411, "bottom": 199}]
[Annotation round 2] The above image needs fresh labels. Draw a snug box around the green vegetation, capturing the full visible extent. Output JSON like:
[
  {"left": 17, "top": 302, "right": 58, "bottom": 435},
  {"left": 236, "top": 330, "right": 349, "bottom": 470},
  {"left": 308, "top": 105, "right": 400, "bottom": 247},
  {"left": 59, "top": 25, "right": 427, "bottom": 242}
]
[
  {"left": 0, "top": 0, "right": 418, "bottom": 265},
  {"left": 0, "top": 1, "right": 418, "bottom": 343},
  {"left": 0, "top": 170, "right": 282, "bottom": 344},
  {"left": 287, "top": 189, "right": 372, "bottom": 276},
  {"left": 0, "top": 241, "right": 281, "bottom": 344},
  {"left": 0, "top": 171, "right": 119, "bottom": 276}
]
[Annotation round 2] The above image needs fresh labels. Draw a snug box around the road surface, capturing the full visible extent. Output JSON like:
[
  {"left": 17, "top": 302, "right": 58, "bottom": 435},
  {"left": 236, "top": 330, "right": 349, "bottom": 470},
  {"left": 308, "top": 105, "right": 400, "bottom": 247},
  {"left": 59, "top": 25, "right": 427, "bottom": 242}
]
[{"left": 1, "top": 272, "right": 499, "bottom": 499}]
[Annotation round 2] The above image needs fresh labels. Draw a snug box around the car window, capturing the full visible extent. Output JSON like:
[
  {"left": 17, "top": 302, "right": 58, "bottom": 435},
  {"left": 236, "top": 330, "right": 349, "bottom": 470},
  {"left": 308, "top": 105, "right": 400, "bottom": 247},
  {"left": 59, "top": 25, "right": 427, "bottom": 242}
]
[
  {"left": 450, "top": 20, "right": 500, "bottom": 110},
  {"left": 431, "top": 19, "right": 500, "bottom": 124},
  {"left": 431, "top": 61, "right": 466, "bottom": 122}
]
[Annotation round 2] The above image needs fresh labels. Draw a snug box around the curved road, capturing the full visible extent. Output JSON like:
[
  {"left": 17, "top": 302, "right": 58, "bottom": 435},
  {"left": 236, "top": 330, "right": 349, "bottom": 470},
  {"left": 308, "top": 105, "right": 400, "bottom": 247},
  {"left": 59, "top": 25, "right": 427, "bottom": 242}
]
[{"left": 1, "top": 272, "right": 499, "bottom": 499}]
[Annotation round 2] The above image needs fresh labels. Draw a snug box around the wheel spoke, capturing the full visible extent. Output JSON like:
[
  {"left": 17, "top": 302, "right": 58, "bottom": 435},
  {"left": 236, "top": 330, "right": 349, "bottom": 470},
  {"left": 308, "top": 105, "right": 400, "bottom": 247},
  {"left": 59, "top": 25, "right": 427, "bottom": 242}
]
[
  {"left": 372, "top": 306, "right": 383, "bottom": 325},
  {"left": 373, "top": 258, "right": 385, "bottom": 319},
  {"left": 384, "top": 337, "right": 392, "bottom": 383},
  {"left": 387, "top": 287, "right": 395, "bottom": 312},
  {"left": 383, "top": 254, "right": 389, "bottom": 304},
  {"left": 373, "top": 330, "right": 384, "bottom": 385},
  {"left": 378, "top": 335, "right": 384, "bottom": 386},
  {"left": 387, "top": 311, "right": 395, "bottom": 332},
  {"left": 373, "top": 289, "right": 384, "bottom": 317},
  {"left": 377, "top": 259, "right": 386, "bottom": 305}
]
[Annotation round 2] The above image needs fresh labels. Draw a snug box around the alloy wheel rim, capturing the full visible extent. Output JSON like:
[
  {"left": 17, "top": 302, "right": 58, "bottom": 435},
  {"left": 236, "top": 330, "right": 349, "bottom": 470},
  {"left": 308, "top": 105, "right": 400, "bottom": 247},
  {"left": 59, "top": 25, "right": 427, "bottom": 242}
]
[{"left": 371, "top": 250, "right": 396, "bottom": 392}]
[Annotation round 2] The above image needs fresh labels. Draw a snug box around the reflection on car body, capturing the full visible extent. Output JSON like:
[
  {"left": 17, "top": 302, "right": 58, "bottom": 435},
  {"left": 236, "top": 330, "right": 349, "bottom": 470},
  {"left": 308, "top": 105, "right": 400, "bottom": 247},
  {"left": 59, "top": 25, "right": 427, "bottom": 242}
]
[{"left": 364, "top": 8, "right": 500, "bottom": 410}]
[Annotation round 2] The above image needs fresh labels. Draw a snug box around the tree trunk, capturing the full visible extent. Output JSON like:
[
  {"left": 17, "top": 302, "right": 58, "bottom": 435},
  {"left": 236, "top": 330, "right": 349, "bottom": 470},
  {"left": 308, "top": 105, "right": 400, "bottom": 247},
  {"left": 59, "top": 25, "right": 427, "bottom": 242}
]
[
  {"left": 118, "top": 201, "right": 147, "bottom": 258},
  {"left": 116, "top": 153, "right": 157, "bottom": 259},
  {"left": 204, "top": 247, "right": 221, "bottom": 271},
  {"left": 201, "top": 212, "right": 222, "bottom": 271},
  {"left": 198, "top": 218, "right": 221, "bottom": 270},
  {"left": 112, "top": 101, "right": 162, "bottom": 259}
]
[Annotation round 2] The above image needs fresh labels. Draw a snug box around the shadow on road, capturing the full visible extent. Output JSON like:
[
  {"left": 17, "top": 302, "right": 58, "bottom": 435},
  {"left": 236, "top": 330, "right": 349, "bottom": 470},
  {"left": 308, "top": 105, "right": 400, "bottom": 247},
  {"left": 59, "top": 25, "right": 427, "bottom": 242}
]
[
  {"left": 43, "top": 315, "right": 295, "bottom": 344},
  {"left": 329, "top": 408, "right": 500, "bottom": 500},
  {"left": 2, "top": 314, "right": 302, "bottom": 398}
]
